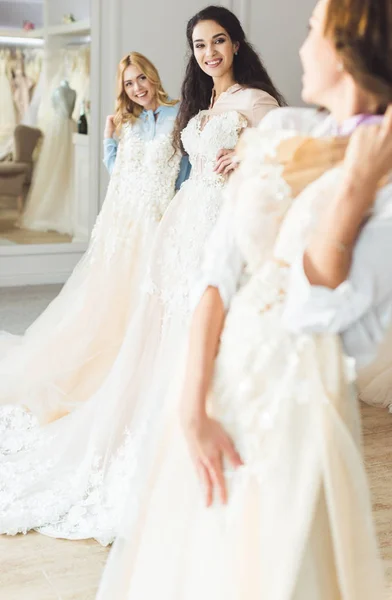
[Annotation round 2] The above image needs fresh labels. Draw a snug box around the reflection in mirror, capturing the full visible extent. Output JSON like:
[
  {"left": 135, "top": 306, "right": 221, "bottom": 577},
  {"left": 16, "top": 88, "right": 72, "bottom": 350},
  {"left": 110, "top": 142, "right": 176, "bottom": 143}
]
[{"left": 0, "top": 39, "right": 90, "bottom": 246}]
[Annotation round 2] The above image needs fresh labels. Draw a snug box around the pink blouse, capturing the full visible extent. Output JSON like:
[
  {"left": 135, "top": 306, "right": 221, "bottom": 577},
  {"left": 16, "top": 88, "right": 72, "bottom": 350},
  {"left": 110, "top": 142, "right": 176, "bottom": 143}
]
[{"left": 208, "top": 83, "right": 279, "bottom": 127}]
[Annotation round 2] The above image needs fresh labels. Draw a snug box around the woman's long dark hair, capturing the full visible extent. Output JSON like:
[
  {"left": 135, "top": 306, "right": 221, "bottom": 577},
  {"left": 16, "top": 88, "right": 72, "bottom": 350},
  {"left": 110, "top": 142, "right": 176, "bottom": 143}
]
[{"left": 173, "top": 5, "right": 286, "bottom": 153}]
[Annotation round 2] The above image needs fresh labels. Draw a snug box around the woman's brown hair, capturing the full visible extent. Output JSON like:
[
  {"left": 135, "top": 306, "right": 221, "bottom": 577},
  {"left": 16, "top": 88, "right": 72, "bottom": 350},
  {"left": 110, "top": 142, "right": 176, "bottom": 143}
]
[
  {"left": 324, "top": 0, "right": 392, "bottom": 111},
  {"left": 114, "top": 52, "right": 177, "bottom": 132}
]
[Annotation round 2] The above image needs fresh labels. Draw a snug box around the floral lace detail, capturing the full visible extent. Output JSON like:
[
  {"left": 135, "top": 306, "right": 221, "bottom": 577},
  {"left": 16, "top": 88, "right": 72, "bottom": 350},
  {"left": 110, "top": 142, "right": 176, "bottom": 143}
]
[
  {"left": 182, "top": 110, "right": 247, "bottom": 185},
  {"left": 0, "top": 409, "right": 77, "bottom": 536},
  {"left": 0, "top": 402, "right": 163, "bottom": 545},
  {"left": 0, "top": 405, "right": 39, "bottom": 454},
  {"left": 208, "top": 128, "right": 354, "bottom": 481},
  {"left": 231, "top": 128, "right": 296, "bottom": 273},
  {"left": 36, "top": 404, "right": 161, "bottom": 546},
  {"left": 145, "top": 110, "right": 248, "bottom": 319},
  {"left": 88, "top": 125, "right": 181, "bottom": 265}
]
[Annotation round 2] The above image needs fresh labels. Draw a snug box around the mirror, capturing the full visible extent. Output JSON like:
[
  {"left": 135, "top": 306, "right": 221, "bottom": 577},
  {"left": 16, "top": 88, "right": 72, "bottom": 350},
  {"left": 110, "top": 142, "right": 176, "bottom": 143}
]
[{"left": 0, "top": 1, "right": 91, "bottom": 248}]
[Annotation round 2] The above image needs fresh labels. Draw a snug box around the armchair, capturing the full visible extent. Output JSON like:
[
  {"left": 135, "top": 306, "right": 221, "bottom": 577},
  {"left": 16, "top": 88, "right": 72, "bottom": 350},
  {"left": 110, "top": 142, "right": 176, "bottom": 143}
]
[{"left": 0, "top": 125, "right": 42, "bottom": 213}]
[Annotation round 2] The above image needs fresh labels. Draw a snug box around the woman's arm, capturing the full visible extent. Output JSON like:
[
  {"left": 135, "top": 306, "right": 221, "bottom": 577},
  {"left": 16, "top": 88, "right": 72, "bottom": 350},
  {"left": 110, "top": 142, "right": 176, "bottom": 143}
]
[
  {"left": 284, "top": 217, "right": 392, "bottom": 365},
  {"left": 304, "top": 108, "right": 392, "bottom": 289},
  {"left": 181, "top": 288, "right": 243, "bottom": 507},
  {"left": 175, "top": 155, "right": 192, "bottom": 190},
  {"left": 103, "top": 115, "right": 118, "bottom": 175},
  {"left": 283, "top": 108, "right": 392, "bottom": 365},
  {"left": 181, "top": 288, "right": 225, "bottom": 423},
  {"left": 181, "top": 195, "right": 245, "bottom": 506},
  {"left": 303, "top": 176, "right": 376, "bottom": 289}
]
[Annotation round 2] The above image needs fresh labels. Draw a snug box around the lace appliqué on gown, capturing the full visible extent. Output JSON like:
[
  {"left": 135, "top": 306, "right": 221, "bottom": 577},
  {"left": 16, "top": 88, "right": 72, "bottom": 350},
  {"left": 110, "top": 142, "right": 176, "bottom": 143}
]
[
  {"left": 145, "top": 110, "right": 248, "bottom": 318},
  {"left": 209, "top": 130, "right": 354, "bottom": 480},
  {"left": 89, "top": 125, "right": 181, "bottom": 265}
]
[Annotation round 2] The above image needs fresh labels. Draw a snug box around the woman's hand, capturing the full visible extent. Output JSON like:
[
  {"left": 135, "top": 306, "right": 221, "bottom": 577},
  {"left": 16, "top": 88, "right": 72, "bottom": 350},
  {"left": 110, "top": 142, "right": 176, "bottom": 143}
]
[
  {"left": 342, "top": 105, "right": 392, "bottom": 206},
  {"left": 214, "top": 149, "right": 240, "bottom": 175},
  {"left": 104, "top": 114, "right": 116, "bottom": 139},
  {"left": 303, "top": 106, "right": 392, "bottom": 289},
  {"left": 182, "top": 412, "right": 243, "bottom": 506}
]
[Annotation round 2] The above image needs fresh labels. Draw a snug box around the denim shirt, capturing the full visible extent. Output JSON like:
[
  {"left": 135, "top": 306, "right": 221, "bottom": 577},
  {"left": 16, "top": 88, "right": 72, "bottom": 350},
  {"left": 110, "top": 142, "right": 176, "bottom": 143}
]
[{"left": 103, "top": 103, "right": 191, "bottom": 191}]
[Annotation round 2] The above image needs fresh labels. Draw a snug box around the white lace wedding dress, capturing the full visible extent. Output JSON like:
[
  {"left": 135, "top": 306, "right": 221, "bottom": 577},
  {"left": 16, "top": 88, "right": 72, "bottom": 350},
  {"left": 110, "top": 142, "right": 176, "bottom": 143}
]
[
  {"left": 0, "top": 104, "right": 263, "bottom": 543},
  {"left": 97, "top": 114, "right": 385, "bottom": 599},
  {"left": 0, "top": 125, "right": 180, "bottom": 425}
]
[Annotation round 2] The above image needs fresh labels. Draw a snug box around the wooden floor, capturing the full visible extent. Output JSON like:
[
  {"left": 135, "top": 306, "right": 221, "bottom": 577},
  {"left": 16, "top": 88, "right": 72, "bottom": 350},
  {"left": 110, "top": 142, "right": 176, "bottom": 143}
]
[
  {"left": 0, "top": 535, "right": 108, "bottom": 600},
  {"left": 363, "top": 403, "right": 392, "bottom": 595},
  {"left": 0, "top": 199, "right": 72, "bottom": 245},
  {"left": 0, "top": 403, "right": 391, "bottom": 600}
]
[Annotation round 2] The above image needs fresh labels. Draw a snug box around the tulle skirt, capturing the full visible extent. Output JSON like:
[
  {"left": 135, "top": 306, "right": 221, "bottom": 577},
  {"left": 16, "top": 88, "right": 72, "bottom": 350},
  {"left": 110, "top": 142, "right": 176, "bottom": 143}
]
[
  {"left": 97, "top": 264, "right": 385, "bottom": 600},
  {"left": 0, "top": 176, "right": 224, "bottom": 543},
  {"left": 0, "top": 191, "right": 163, "bottom": 425}
]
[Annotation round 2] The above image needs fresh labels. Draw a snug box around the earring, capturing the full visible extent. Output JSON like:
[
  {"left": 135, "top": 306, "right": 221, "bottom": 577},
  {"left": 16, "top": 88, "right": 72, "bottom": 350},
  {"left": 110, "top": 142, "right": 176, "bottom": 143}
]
[
  {"left": 235, "top": 51, "right": 238, "bottom": 56},
  {"left": 337, "top": 62, "right": 344, "bottom": 72}
]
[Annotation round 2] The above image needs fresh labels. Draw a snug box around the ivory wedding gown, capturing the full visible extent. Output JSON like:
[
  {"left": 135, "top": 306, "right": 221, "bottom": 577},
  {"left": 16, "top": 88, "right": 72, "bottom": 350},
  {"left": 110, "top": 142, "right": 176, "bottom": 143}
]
[
  {"left": 0, "top": 86, "right": 277, "bottom": 543},
  {"left": 97, "top": 109, "right": 386, "bottom": 599}
]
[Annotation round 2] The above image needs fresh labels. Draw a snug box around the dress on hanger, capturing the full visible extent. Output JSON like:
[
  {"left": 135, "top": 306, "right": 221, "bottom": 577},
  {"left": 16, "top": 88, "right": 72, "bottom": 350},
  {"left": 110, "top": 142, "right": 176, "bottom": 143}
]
[
  {"left": 12, "top": 54, "right": 34, "bottom": 123},
  {"left": 20, "top": 80, "right": 76, "bottom": 234},
  {"left": 0, "top": 50, "right": 16, "bottom": 148},
  {"left": 68, "top": 47, "right": 90, "bottom": 122}
]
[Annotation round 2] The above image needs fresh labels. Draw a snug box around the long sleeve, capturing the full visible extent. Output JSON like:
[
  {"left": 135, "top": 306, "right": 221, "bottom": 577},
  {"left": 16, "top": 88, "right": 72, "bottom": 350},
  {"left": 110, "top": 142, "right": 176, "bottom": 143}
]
[
  {"left": 103, "top": 137, "right": 118, "bottom": 175},
  {"left": 175, "top": 155, "right": 192, "bottom": 191},
  {"left": 240, "top": 90, "right": 279, "bottom": 128},
  {"left": 191, "top": 197, "right": 245, "bottom": 312},
  {"left": 283, "top": 192, "right": 392, "bottom": 367},
  {"left": 249, "top": 96, "right": 279, "bottom": 127}
]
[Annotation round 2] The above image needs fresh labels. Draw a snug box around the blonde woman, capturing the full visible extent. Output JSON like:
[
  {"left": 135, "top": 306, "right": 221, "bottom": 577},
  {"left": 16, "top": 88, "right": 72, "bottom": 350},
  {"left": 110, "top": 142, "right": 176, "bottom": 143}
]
[
  {"left": 0, "top": 52, "right": 186, "bottom": 426},
  {"left": 103, "top": 51, "right": 190, "bottom": 185}
]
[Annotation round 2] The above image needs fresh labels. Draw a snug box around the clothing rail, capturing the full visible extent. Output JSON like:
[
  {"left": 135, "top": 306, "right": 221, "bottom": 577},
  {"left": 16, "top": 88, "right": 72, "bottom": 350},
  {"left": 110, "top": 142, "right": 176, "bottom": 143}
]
[{"left": 0, "top": 36, "right": 44, "bottom": 48}]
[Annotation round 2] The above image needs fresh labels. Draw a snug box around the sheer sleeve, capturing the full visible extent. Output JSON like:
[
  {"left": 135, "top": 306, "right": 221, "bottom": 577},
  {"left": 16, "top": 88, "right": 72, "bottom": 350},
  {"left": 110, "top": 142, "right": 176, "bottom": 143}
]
[{"left": 283, "top": 210, "right": 392, "bottom": 367}]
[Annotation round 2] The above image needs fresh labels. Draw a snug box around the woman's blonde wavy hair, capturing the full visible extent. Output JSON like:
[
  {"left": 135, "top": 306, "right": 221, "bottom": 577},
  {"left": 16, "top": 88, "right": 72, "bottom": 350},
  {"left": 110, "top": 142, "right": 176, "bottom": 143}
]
[{"left": 114, "top": 52, "right": 177, "bottom": 132}]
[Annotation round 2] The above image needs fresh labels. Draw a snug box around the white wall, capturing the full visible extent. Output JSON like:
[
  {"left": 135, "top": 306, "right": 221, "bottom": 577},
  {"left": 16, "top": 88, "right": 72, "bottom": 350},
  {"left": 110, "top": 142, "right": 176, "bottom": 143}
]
[
  {"left": 47, "top": 0, "right": 89, "bottom": 26},
  {"left": 118, "top": 0, "right": 208, "bottom": 100},
  {"left": 245, "top": 0, "right": 315, "bottom": 106},
  {"left": 0, "top": 1, "right": 43, "bottom": 28}
]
